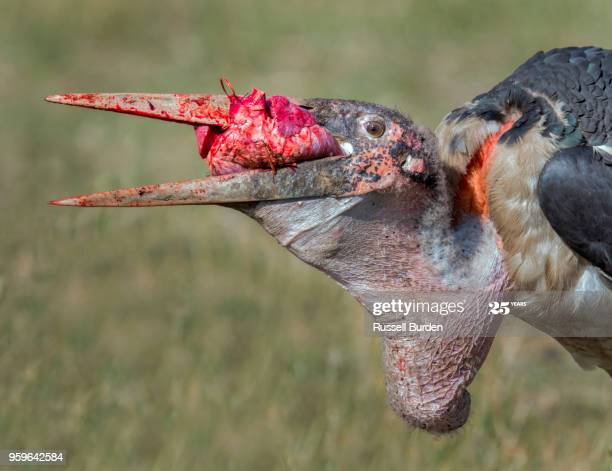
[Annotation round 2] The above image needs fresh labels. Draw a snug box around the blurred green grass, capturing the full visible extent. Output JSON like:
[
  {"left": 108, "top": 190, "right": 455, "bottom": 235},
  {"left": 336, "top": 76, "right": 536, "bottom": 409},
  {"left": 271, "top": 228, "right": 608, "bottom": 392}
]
[{"left": 1, "top": 0, "right": 611, "bottom": 469}]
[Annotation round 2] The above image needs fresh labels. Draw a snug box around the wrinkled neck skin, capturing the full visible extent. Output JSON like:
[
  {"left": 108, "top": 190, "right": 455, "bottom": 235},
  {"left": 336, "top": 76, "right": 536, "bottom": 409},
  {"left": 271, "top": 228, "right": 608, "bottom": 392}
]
[
  {"left": 243, "top": 181, "right": 504, "bottom": 298},
  {"left": 234, "top": 163, "right": 509, "bottom": 433}
]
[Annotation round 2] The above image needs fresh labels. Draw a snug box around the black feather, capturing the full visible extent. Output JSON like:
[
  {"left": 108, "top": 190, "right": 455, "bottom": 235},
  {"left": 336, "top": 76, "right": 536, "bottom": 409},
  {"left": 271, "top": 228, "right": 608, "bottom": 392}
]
[
  {"left": 538, "top": 146, "right": 612, "bottom": 277},
  {"left": 448, "top": 47, "right": 612, "bottom": 149}
]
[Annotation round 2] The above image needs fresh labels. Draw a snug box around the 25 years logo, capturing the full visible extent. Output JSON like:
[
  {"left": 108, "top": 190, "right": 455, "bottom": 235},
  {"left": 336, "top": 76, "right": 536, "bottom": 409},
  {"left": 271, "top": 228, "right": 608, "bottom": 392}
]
[{"left": 488, "top": 301, "right": 510, "bottom": 315}]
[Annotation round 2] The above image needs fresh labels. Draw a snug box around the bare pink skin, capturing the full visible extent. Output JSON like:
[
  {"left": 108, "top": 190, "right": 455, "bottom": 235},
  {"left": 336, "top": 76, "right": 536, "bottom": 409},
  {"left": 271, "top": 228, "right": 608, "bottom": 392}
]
[{"left": 195, "top": 84, "right": 343, "bottom": 176}]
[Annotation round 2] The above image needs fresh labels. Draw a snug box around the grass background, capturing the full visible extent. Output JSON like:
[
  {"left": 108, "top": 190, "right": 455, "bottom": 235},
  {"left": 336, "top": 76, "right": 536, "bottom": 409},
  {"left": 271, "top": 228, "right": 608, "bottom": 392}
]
[{"left": 1, "top": 0, "right": 612, "bottom": 469}]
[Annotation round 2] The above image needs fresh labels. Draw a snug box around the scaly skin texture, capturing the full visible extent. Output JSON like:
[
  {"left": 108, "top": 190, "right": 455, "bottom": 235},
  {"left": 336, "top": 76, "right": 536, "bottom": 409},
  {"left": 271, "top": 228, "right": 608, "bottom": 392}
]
[
  {"left": 384, "top": 336, "right": 492, "bottom": 432},
  {"left": 195, "top": 83, "right": 342, "bottom": 175}
]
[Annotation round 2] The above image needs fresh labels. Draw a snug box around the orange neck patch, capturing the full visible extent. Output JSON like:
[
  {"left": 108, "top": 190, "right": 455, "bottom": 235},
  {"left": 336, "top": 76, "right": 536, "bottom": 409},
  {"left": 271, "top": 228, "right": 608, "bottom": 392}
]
[{"left": 454, "top": 121, "right": 514, "bottom": 219}]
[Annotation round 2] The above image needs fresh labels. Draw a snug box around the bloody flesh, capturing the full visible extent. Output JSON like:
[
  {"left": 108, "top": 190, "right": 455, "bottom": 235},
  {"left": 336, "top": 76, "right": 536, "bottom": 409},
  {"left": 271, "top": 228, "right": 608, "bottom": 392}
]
[{"left": 196, "top": 80, "right": 343, "bottom": 176}]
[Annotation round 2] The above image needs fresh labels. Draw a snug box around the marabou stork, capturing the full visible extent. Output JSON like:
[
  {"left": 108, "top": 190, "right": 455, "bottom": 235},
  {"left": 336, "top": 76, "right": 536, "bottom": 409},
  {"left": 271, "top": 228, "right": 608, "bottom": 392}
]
[{"left": 47, "top": 46, "right": 612, "bottom": 433}]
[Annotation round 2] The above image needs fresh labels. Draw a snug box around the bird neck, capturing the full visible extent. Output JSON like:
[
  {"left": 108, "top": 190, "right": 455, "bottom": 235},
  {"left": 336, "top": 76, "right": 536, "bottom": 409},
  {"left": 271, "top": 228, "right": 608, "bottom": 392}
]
[
  {"left": 244, "top": 188, "right": 505, "bottom": 306},
  {"left": 413, "top": 171, "right": 508, "bottom": 294},
  {"left": 238, "top": 156, "right": 508, "bottom": 305}
]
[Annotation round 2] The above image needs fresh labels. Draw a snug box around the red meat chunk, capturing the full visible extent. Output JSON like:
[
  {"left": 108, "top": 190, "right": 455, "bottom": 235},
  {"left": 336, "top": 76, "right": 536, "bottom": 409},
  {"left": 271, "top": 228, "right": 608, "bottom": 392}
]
[{"left": 195, "top": 80, "right": 342, "bottom": 176}]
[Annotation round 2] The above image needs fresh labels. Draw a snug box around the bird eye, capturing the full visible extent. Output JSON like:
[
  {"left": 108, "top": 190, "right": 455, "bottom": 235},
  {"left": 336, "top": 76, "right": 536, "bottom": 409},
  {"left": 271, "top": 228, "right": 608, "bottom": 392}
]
[{"left": 362, "top": 117, "right": 386, "bottom": 138}]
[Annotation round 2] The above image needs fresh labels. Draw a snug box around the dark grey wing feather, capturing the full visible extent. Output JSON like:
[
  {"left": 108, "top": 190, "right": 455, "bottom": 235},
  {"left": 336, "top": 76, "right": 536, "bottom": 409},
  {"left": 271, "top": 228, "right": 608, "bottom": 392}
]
[
  {"left": 537, "top": 146, "right": 612, "bottom": 276},
  {"left": 501, "top": 47, "right": 612, "bottom": 147}
]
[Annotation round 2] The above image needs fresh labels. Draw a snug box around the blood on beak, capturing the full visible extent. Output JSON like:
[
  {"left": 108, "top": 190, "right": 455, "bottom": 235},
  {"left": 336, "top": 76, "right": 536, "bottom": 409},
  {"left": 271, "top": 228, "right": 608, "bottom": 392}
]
[
  {"left": 45, "top": 93, "right": 231, "bottom": 127},
  {"left": 46, "top": 91, "right": 400, "bottom": 206},
  {"left": 49, "top": 155, "right": 385, "bottom": 207}
]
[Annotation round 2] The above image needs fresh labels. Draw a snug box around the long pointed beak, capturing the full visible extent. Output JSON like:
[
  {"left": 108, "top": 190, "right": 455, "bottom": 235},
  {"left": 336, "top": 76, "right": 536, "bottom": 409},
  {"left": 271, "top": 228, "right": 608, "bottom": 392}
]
[
  {"left": 46, "top": 93, "right": 231, "bottom": 127},
  {"left": 49, "top": 154, "right": 379, "bottom": 207},
  {"left": 47, "top": 91, "right": 399, "bottom": 206}
]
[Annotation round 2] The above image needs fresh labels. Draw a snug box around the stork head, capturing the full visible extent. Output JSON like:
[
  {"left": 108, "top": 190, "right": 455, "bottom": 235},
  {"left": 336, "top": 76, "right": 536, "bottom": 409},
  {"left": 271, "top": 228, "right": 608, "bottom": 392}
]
[
  {"left": 47, "top": 89, "right": 496, "bottom": 433},
  {"left": 47, "top": 92, "right": 436, "bottom": 208}
]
